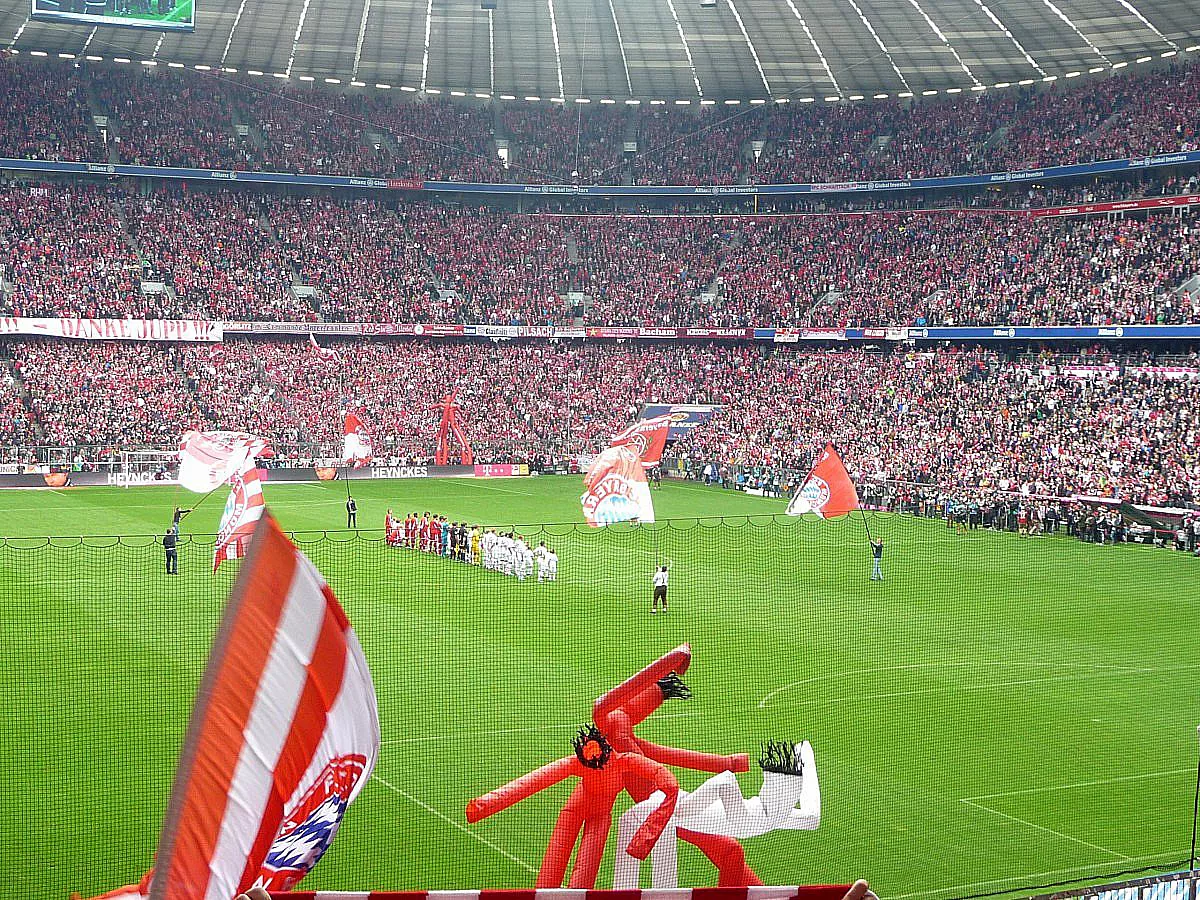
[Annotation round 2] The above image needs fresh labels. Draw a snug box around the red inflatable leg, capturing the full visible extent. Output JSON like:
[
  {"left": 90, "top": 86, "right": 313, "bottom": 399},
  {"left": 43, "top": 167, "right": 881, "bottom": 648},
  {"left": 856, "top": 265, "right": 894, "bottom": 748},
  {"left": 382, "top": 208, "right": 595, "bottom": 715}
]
[
  {"left": 677, "top": 829, "right": 762, "bottom": 887},
  {"left": 568, "top": 815, "right": 613, "bottom": 889},
  {"left": 537, "top": 806, "right": 585, "bottom": 888}
]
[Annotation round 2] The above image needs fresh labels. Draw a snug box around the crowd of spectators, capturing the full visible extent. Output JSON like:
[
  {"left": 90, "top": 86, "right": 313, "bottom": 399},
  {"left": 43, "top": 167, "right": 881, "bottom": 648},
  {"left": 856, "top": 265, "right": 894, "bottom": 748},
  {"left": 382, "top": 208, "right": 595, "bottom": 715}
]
[
  {"left": 3, "top": 182, "right": 1198, "bottom": 326},
  {"left": 123, "top": 189, "right": 304, "bottom": 320},
  {"left": 8, "top": 339, "right": 204, "bottom": 447},
  {"left": 0, "top": 184, "right": 145, "bottom": 318},
  {"left": 2, "top": 55, "right": 1199, "bottom": 185},
  {"left": 0, "top": 57, "right": 98, "bottom": 163},
  {"left": 2, "top": 338, "right": 1197, "bottom": 508}
]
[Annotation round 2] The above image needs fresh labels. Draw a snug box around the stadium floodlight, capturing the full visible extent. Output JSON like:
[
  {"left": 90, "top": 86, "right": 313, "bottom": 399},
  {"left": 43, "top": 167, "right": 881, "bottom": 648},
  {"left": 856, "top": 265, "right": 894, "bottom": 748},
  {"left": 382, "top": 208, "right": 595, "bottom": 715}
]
[
  {"left": 223, "top": 67, "right": 237, "bottom": 73},
  {"left": 1162, "top": 50, "right": 1177, "bottom": 57},
  {"left": 141, "top": 59, "right": 156, "bottom": 66},
  {"left": 273, "top": 72, "right": 288, "bottom": 79},
  {"left": 599, "top": 98, "right": 616, "bottom": 103},
  {"left": 921, "top": 89, "right": 937, "bottom": 95},
  {"left": 750, "top": 98, "right": 766, "bottom": 103},
  {"left": 775, "top": 97, "right": 789, "bottom": 103},
  {"left": 1065, "top": 71, "right": 1080, "bottom": 77},
  {"left": 168, "top": 61, "right": 184, "bottom": 68},
  {"left": 1187, "top": 45, "right": 1200, "bottom": 52},
  {"left": 624, "top": 98, "right": 640, "bottom": 104},
  {"left": 1018, "top": 78, "right": 1034, "bottom": 85},
  {"left": 575, "top": 97, "right": 590, "bottom": 103},
  {"left": 700, "top": 98, "right": 716, "bottom": 104},
  {"left": 327, "top": 77, "right": 343, "bottom": 84},
  {"left": 1089, "top": 65, "right": 1105, "bottom": 72},
  {"left": 525, "top": 95, "right": 541, "bottom": 101},
  {"left": 450, "top": 89, "right": 465, "bottom": 95},
  {"left": 1112, "top": 61, "right": 1128, "bottom": 68},
  {"left": 475, "top": 91, "right": 490, "bottom": 98},
  {"left": 376, "top": 83, "right": 392, "bottom": 89},
  {"left": 945, "top": 88, "right": 960, "bottom": 94},
  {"left": 994, "top": 81, "right": 1010, "bottom": 87},
  {"left": 550, "top": 96, "right": 565, "bottom": 102},
  {"left": 58, "top": 52, "right": 74, "bottom": 58},
  {"left": 650, "top": 99, "right": 666, "bottom": 104},
  {"left": 970, "top": 84, "right": 986, "bottom": 91},
  {"left": 1136, "top": 55, "right": 1152, "bottom": 63},
  {"left": 874, "top": 92, "right": 889, "bottom": 98},
  {"left": 86, "top": 55, "right": 103, "bottom": 61},
  {"left": 353, "top": 81, "right": 367, "bottom": 87},
  {"left": 248, "top": 69, "right": 264, "bottom": 76},
  {"left": 299, "top": 75, "right": 315, "bottom": 81},
  {"left": 798, "top": 96, "right": 815, "bottom": 102},
  {"left": 501, "top": 93, "right": 516, "bottom": 99},
  {"left": 724, "top": 98, "right": 741, "bottom": 104},
  {"left": 400, "top": 85, "right": 417, "bottom": 91},
  {"left": 426, "top": 87, "right": 442, "bottom": 93},
  {"left": 848, "top": 93, "right": 864, "bottom": 100},
  {"left": 114, "top": 57, "right": 131, "bottom": 63},
  {"left": 195, "top": 63, "right": 211, "bottom": 70},
  {"left": 28, "top": 50, "right": 47, "bottom": 56},
  {"left": 1042, "top": 75, "right": 1057, "bottom": 81},
  {"left": 675, "top": 99, "right": 690, "bottom": 104}
]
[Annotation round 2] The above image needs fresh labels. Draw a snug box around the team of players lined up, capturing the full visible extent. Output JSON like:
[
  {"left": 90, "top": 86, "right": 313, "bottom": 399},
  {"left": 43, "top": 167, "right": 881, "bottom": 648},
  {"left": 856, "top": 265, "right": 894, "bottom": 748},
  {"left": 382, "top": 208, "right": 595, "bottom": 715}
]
[{"left": 384, "top": 509, "right": 558, "bottom": 582}]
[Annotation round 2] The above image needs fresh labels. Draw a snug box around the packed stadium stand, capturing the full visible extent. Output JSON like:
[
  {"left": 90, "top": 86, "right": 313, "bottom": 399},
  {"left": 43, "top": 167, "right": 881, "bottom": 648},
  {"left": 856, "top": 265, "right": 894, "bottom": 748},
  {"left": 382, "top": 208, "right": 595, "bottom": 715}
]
[
  {"left": 1, "top": 338, "right": 1195, "bottom": 508},
  {"left": 1, "top": 50, "right": 1199, "bottom": 514},
  {"left": 2, "top": 183, "right": 1198, "bottom": 326},
  {"left": 1, "top": 56, "right": 1199, "bottom": 184}
]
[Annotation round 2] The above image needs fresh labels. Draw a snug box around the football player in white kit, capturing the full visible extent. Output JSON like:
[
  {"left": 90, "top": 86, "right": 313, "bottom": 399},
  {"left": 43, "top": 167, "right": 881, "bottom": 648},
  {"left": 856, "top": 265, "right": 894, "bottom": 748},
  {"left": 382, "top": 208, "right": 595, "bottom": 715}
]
[{"left": 544, "top": 547, "right": 558, "bottom": 581}]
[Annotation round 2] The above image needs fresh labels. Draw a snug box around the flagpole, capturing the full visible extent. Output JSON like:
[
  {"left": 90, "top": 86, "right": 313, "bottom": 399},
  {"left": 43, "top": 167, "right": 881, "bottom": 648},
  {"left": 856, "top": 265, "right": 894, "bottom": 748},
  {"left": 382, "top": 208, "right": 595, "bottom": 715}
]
[{"left": 178, "top": 482, "right": 224, "bottom": 523}]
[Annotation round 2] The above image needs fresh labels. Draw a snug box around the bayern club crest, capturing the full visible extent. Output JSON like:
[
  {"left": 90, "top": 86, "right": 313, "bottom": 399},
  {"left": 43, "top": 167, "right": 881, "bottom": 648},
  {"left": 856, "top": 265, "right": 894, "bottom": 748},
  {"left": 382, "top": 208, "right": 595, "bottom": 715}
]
[
  {"left": 798, "top": 475, "right": 831, "bottom": 512},
  {"left": 259, "top": 754, "right": 369, "bottom": 890}
]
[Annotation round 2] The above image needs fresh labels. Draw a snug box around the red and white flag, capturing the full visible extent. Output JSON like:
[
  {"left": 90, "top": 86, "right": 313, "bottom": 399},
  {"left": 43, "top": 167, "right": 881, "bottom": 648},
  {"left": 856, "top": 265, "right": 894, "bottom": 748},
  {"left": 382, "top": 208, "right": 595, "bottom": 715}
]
[
  {"left": 609, "top": 414, "right": 672, "bottom": 469},
  {"left": 213, "top": 463, "right": 266, "bottom": 572},
  {"left": 342, "top": 413, "right": 373, "bottom": 468},
  {"left": 153, "top": 513, "right": 380, "bottom": 900},
  {"left": 786, "top": 444, "right": 860, "bottom": 519},
  {"left": 581, "top": 445, "right": 656, "bottom": 527},
  {"left": 178, "top": 431, "right": 271, "bottom": 494},
  {"left": 309, "top": 333, "right": 341, "bottom": 361}
]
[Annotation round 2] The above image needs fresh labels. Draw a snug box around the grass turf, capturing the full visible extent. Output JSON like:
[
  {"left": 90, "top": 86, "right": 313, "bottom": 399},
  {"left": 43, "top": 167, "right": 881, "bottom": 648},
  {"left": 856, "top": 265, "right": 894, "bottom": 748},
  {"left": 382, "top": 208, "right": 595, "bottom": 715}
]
[{"left": 0, "top": 476, "right": 1196, "bottom": 900}]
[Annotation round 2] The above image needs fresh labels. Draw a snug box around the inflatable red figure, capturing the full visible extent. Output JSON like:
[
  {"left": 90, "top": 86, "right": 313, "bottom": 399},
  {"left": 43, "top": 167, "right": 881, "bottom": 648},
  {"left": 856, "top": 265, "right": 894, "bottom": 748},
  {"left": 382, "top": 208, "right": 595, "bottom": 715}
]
[{"left": 466, "top": 644, "right": 758, "bottom": 888}]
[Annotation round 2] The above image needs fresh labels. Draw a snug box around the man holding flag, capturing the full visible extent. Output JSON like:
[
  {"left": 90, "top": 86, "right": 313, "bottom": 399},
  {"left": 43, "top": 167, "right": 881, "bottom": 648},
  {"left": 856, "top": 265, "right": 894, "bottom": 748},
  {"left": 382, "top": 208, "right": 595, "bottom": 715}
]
[{"left": 787, "top": 444, "right": 881, "bottom": 581}]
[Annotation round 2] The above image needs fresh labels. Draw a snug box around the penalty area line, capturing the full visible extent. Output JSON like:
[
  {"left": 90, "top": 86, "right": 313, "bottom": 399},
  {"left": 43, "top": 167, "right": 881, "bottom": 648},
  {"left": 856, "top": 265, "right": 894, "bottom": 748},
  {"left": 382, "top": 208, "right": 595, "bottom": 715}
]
[
  {"left": 374, "top": 775, "right": 537, "bottom": 873},
  {"left": 958, "top": 797, "right": 1129, "bottom": 860},
  {"left": 962, "top": 768, "right": 1195, "bottom": 801}
]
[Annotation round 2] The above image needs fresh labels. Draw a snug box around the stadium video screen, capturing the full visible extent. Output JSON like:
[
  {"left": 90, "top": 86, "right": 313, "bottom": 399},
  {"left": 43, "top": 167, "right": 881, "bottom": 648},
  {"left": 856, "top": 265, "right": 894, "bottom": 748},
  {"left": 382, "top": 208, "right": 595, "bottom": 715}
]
[{"left": 31, "top": 0, "right": 194, "bottom": 31}]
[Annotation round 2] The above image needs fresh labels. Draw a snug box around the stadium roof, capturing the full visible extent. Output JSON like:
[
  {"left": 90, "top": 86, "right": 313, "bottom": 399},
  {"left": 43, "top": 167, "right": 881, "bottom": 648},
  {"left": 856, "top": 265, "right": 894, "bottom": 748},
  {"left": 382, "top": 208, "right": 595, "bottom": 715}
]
[{"left": 2, "top": 0, "right": 1200, "bottom": 102}]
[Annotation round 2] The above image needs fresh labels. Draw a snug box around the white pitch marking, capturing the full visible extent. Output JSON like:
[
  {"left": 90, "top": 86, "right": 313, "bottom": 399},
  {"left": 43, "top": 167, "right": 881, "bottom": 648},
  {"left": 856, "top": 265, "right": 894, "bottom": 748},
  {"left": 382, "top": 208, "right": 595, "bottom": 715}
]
[
  {"left": 374, "top": 775, "right": 537, "bottom": 873},
  {"left": 757, "top": 660, "right": 1157, "bottom": 709},
  {"left": 959, "top": 797, "right": 1130, "bottom": 860},
  {"left": 962, "top": 768, "right": 1195, "bottom": 801},
  {"left": 885, "top": 851, "right": 1181, "bottom": 900}
]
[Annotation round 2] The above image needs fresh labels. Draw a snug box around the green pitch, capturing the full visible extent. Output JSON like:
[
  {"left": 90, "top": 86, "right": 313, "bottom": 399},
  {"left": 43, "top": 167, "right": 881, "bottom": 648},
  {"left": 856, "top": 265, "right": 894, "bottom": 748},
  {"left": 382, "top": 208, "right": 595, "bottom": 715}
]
[{"left": 0, "top": 477, "right": 1196, "bottom": 900}]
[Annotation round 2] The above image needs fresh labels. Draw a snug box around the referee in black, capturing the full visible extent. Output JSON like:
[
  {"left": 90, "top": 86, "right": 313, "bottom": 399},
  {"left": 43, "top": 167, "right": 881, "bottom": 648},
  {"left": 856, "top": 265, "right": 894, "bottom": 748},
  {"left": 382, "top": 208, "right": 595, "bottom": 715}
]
[{"left": 346, "top": 495, "right": 358, "bottom": 528}]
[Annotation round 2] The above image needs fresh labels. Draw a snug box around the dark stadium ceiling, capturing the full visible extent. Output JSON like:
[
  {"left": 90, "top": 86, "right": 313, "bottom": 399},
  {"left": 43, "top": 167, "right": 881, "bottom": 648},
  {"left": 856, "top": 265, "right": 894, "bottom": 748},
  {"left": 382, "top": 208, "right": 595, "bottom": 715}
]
[{"left": 2, "top": 0, "right": 1200, "bottom": 102}]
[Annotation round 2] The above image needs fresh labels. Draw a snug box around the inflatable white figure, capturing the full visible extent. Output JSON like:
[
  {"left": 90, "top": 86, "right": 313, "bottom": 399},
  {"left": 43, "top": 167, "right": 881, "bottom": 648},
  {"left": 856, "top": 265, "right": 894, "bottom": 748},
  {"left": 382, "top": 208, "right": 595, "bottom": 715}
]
[{"left": 614, "top": 740, "right": 821, "bottom": 889}]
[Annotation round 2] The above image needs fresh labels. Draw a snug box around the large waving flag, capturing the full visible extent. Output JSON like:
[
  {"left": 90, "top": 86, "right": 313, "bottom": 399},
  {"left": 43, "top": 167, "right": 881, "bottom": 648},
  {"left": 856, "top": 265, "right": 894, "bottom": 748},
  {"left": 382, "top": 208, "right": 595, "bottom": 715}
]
[
  {"left": 213, "top": 463, "right": 266, "bottom": 571},
  {"left": 153, "top": 513, "right": 380, "bottom": 900},
  {"left": 581, "top": 445, "right": 656, "bottom": 527},
  {"left": 786, "top": 444, "right": 860, "bottom": 519},
  {"left": 342, "top": 412, "right": 373, "bottom": 468},
  {"left": 178, "top": 431, "right": 271, "bottom": 494},
  {"left": 610, "top": 414, "right": 672, "bottom": 468},
  {"left": 88, "top": 514, "right": 380, "bottom": 900}
]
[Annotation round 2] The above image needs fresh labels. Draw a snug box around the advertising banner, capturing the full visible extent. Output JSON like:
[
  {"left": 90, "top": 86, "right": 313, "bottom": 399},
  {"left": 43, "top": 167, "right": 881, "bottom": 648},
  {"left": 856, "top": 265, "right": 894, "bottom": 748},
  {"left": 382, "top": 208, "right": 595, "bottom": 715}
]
[{"left": 639, "top": 404, "right": 722, "bottom": 438}]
